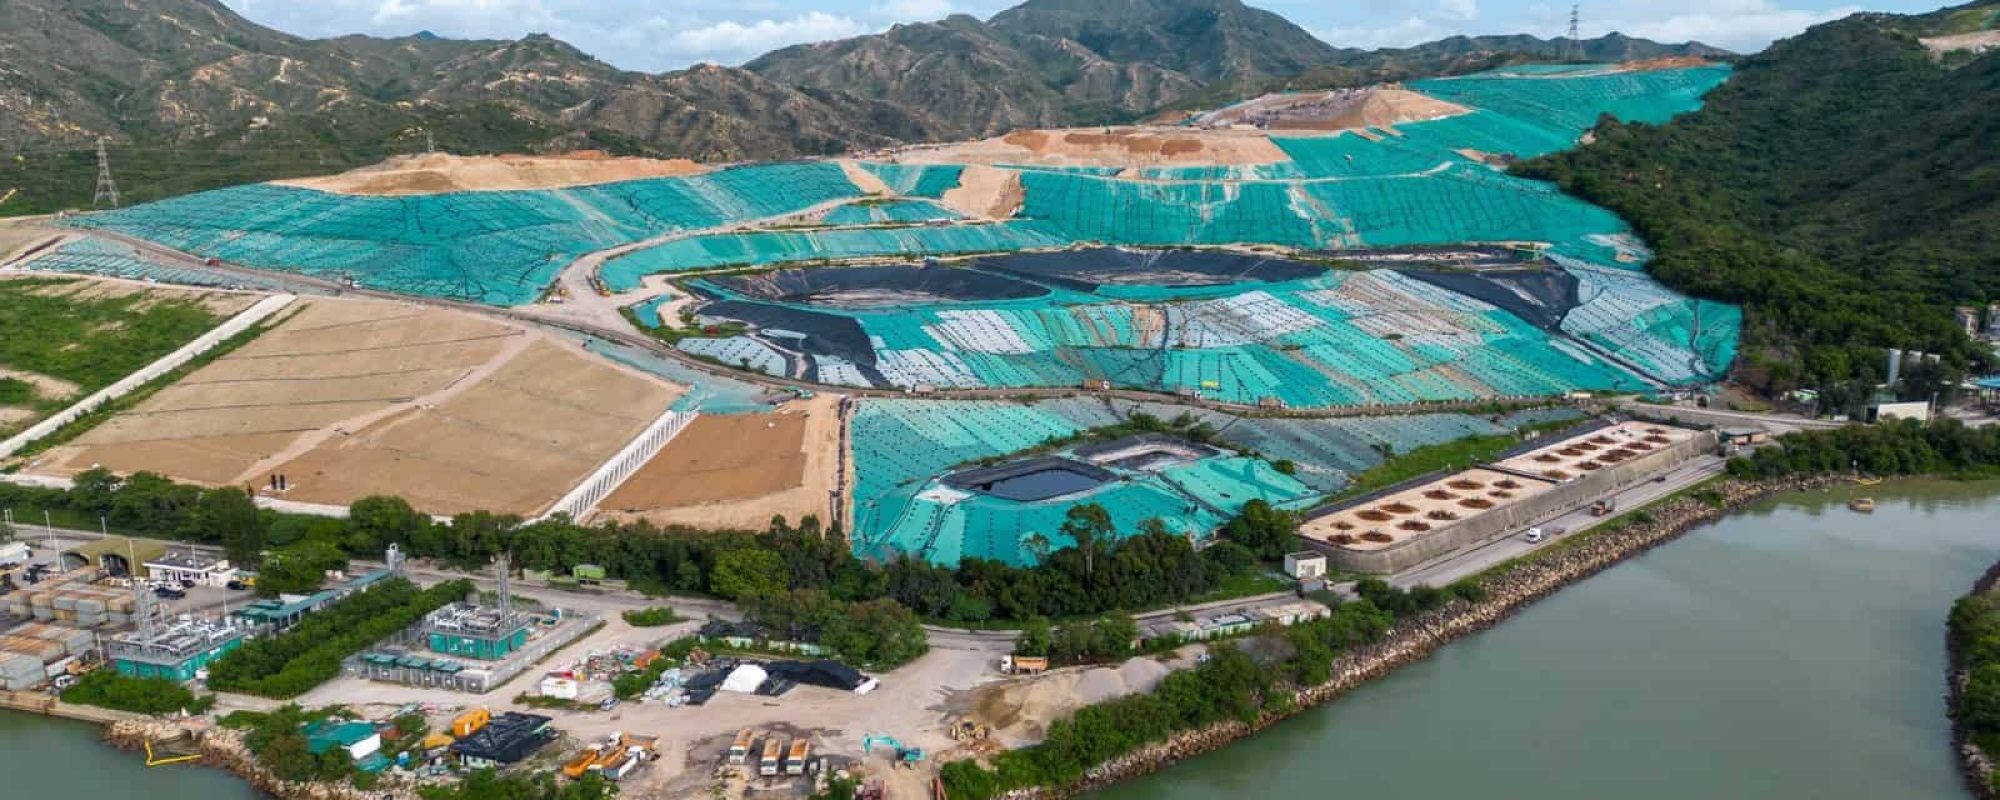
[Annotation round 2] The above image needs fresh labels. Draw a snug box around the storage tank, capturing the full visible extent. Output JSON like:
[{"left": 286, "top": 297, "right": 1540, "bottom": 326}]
[{"left": 1886, "top": 348, "right": 1903, "bottom": 387}]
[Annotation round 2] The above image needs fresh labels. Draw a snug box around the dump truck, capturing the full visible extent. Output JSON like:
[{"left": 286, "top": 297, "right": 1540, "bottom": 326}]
[
  {"left": 759, "top": 736, "right": 784, "bottom": 777},
  {"left": 1590, "top": 498, "right": 1616, "bottom": 517},
  {"left": 786, "top": 739, "right": 810, "bottom": 775}
]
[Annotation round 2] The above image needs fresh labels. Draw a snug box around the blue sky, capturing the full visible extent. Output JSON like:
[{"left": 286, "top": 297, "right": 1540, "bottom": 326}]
[{"left": 220, "top": 0, "right": 1956, "bottom": 73}]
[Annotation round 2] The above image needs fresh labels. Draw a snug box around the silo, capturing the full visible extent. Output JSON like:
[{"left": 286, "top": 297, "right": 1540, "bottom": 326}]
[{"left": 1886, "top": 348, "right": 1903, "bottom": 386}]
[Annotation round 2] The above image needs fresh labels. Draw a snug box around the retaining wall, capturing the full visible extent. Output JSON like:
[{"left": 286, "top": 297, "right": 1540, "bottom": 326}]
[
  {"left": 545, "top": 408, "right": 697, "bottom": 521},
  {"left": 1308, "top": 430, "right": 1718, "bottom": 573}
]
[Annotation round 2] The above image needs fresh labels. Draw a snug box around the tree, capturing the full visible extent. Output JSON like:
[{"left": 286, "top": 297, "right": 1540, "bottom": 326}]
[
  {"left": 256, "top": 539, "right": 349, "bottom": 596},
  {"left": 1219, "top": 500, "right": 1296, "bottom": 560},
  {"left": 347, "top": 495, "right": 426, "bottom": 554},
  {"left": 710, "top": 547, "right": 786, "bottom": 601},
  {"left": 1015, "top": 617, "right": 1053, "bottom": 657},
  {"left": 1060, "top": 504, "right": 1113, "bottom": 579},
  {"left": 203, "top": 487, "right": 264, "bottom": 568}
]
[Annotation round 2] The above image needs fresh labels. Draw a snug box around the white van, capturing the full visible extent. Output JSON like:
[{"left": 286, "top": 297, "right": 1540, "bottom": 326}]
[{"left": 1523, "top": 527, "right": 1546, "bottom": 544}]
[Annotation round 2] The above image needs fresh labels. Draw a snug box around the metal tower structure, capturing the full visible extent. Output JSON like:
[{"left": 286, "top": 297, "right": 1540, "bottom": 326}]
[
  {"left": 424, "top": 128, "right": 437, "bottom": 155},
  {"left": 92, "top": 137, "right": 121, "bottom": 209},
  {"left": 495, "top": 552, "right": 512, "bottom": 618},
  {"left": 1566, "top": 4, "right": 1584, "bottom": 61}
]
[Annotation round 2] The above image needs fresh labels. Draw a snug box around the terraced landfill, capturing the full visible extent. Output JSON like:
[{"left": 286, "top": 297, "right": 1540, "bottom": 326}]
[{"left": 26, "top": 62, "right": 1743, "bottom": 566}]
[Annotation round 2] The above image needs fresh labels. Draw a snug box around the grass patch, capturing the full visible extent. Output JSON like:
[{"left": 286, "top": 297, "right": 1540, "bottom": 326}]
[
  {"left": 622, "top": 606, "right": 681, "bottom": 627},
  {"left": 1335, "top": 418, "right": 1586, "bottom": 499},
  {"left": 13, "top": 308, "right": 289, "bottom": 459},
  {"left": 0, "top": 277, "right": 224, "bottom": 391},
  {"left": 0, "top": 377, "right": 34, "bottom": 406}
]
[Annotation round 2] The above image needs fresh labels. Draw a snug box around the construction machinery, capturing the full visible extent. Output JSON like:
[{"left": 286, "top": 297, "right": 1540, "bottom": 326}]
[
  {"left": 861, "top": 734, "right": 924, "bottom": 767},
  {"left": 949, "top": 719, "right": 989, "bottom": 741}
]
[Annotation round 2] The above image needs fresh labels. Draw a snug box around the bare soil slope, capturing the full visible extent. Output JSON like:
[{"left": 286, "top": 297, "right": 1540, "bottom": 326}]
[{"left": 276, "top": 152, "right": 709, "bottom": 195}]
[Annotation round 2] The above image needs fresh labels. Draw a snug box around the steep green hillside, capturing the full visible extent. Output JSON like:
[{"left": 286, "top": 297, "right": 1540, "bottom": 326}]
[{"left": 1520, "top": 3, "right": 2000, "bottom": 399}]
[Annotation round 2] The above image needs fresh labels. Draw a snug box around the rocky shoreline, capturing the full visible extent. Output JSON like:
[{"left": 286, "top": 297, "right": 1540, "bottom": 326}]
[
  {"left": 102, "top": 718, "right": 415, "bottom": 800},
  {"left": 1009, "top": 473, "right": 1843, "bottom": 799},
  {"left": 1949, "top": 559, "right": 2000, "bottom": 799}
]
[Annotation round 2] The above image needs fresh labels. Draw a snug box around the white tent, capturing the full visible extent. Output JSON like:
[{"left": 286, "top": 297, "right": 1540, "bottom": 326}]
[{"left": 720, "top": 664, "right": 769, "bottom": 694}]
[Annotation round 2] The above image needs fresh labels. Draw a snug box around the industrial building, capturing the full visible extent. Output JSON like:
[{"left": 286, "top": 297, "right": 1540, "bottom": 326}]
[
  {"left": 449, "top": 712, "right": 554, "bottom": 768},
  {"left": 104, "top": 616, "right": 247, "bottom": 682},
  {"left": 142, "top": 551, "right": 235, "bottom": 587},
  {"left": 424, "top": 603, "right": 532, "bottom": 660},
  {"left": 305, "top": 720, "right": 385, "bottom": 768}
]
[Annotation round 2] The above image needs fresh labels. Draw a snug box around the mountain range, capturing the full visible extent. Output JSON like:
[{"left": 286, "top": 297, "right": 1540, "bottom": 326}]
[{"left": 0, "top": 0, "right": 1723, "bottom": 165}]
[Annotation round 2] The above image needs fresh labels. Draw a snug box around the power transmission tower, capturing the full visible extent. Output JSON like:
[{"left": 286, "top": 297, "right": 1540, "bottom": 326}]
[
  {"left": 1566, "top": 4, "right": 1584, "bottom": 62},
  {"left": 92, "top": 136, "right": 121, "bottom": 209},
  {"left": 425, "top": 128, "right": 437, "bottom": 155}
]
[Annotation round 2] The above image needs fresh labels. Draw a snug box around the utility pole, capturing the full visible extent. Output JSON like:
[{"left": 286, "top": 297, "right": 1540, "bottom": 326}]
[
  {"left": 93, "top": 136, "right": 121, "bottom": 209},
  {"left": 425, "top": 128, "right": 437, "bottom": 155},
  {"left": 1566, "top": 4, "right": 1584, "bottom": 62}
]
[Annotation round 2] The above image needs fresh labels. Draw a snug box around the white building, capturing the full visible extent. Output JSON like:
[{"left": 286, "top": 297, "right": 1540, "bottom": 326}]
[
  {"left": 1283, "top": 551, "right": 1327, "bottom": 581},
  {"left": 143, "top": 552, "right": 235, "bottom": 587}
]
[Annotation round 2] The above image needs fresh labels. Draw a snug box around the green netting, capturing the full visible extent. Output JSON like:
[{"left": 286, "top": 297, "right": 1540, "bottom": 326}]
[
  {"left": 68, "top": 162, "right": 861, "bottom": 305},
  {"left": 821, "top": 200, "right": 963, "bottom": 225},
  {"left": 1410, "top": 64, "right": 1731, "bottom": 137},
  {"left": 600, "top": 221, "right": 1069, "bottom": 289},
  {"left": 847, "top": 398, "right": 1318, "bottom": 565},
  {"left": 858, "top": 162, "right": 965, "bottom": 198}
]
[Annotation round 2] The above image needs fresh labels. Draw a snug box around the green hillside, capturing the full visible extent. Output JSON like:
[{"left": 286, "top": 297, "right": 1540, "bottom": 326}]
[{"left": 1519, "top": 3, "right": 2000, "bottom": 402}]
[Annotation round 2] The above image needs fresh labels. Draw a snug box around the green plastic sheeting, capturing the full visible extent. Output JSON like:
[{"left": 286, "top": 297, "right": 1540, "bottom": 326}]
[
  {"left": 821, "top": 200, "right": 963, "bottom": 225},
  {"left": 68, "top": 162, "right": 861, "bottom": 305},
  {"left": 600, "top": 222, "right": 1069, "bottom": 289},
  {"left": 858, "top": 163, "right": 965, "bottom": 198}
]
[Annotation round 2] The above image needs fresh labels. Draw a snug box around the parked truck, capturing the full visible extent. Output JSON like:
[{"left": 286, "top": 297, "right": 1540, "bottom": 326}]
[
  {"left": 0, "top": 541, "right": 29, "bottom": 568},
  {"left": 1590, "top": 498, "right": 1617, "bottom": 517}
]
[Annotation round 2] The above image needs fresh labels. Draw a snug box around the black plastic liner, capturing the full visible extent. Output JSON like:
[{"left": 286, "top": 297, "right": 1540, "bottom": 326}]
[
  {"left": 943, "top": 456, "right": 1118, "bottom": 502},
  {"left": 705, "top": 263, "right": 1049, "bottom": 307},
  {"left": 695, "top": 296, "right": 887, "bottom": 384},
  {"left": 971, "top": 248, "right": 1326, "bottom": 291},
  {"left": 1397, "top": 268, "right": 1581, "bottom": 331}
]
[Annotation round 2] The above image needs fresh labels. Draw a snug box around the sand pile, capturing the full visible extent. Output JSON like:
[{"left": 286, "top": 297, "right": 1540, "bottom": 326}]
[
  {"left": 908, "top": 127, "right": 1289, "bottom": 170},
  {"left": 278, "top": 152, "right": 709, "bottom": 195},
  {"left": 1203, "top": 87, "right": 1468, "bottom": 132},
  {"left": 938, "top": 164, "right": 1025, "bottom": 219},
  {"left": 1618, "top": 56, "right": 1718, "bottom": 72},
  {"left": 970, "top": 656, "right": 1175, "bottom": 745}
]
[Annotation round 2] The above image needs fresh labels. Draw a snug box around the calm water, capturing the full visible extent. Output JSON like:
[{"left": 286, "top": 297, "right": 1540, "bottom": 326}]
[
  {"left": 1097, "top": 481, "right": 2000, "bottom": 800},
  {"left": 0, "top": 712, "right": 262, "bottom": 798},
  {"left": 4, "top": 482, "right": 1992, "bottom": 798}
]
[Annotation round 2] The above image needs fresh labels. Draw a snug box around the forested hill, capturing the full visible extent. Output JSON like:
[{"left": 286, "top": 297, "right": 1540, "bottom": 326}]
[{"left": 1519, "top": 2, "right": 2000, "bottom": 399}]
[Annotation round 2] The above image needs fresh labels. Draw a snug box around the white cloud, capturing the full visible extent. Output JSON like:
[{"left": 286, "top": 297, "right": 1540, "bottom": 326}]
[
  {"left": 1597, "top": 0, "right": 1859, "bottom": 51},
  {"left": 1439, "top": 0, "right": 1479, "bottom": 22},
  {"left": 1317, "top": 17, "right": 1450, "bottom": 50},
  {"left": 871, "top": 0, "right": 957, "bottom": 21},
  {"left": 663, "top": 12, "right": 873, "bottom": 60}
]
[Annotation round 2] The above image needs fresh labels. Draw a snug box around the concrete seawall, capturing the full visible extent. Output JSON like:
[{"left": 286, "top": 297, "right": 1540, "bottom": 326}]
[{"left": 1004, "top": 473, "right": 1841, "bottom": 799}]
